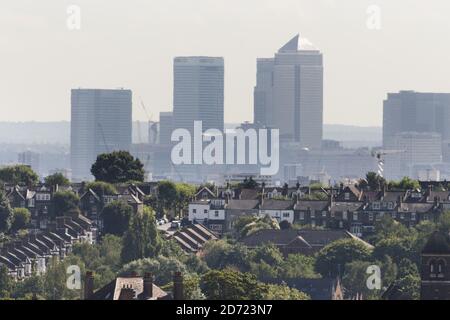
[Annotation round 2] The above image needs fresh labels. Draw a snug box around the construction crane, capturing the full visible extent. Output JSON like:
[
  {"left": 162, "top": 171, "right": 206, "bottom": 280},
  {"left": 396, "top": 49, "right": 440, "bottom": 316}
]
[
  {"left": 371, "top": 149, "right": 406, "bottom": 178},
  {"left": 97, "top": 122, "right": 110, "bottom": 153},
  {"left": 136, "top": 97, "right": 156, "bottom": 178}
]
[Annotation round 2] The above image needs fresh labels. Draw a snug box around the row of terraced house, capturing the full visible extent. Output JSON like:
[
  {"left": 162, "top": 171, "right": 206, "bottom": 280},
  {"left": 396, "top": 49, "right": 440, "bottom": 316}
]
[
  {"left": 188, "top": 183, "right": 450, "bottom": 237},
  {"left": 1, "top": 182, "right": 158, "bottom": 279}
]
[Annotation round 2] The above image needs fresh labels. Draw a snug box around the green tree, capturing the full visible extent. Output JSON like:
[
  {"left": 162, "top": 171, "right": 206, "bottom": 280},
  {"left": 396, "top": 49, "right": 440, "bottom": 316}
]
[
  {"left": 157, "top": 181, "right": 178, "bottom": 215},
  {"left": 392, "top": 259, "right": 420, "bottom": 300},
  {"left": 174, "top": 183, "right": 196, "bottom": 216},
  {"left": 98, "top": 234, "right": 123, "bottom": 269},
  {"left": 121, "top": 206, "right": 162, "bottom": 263},
  {"left": 201, "top": 269, "right": 264, "bottom": 300},
  {"left": 0, "top": 191, "right": 14, "bottom": 233},
  {"left": 388, "top": 177, "right": 420, "bottom": 191},
  {"left": 0, "top": 265, "right": 13, "bottom": 298},
  {"left": 370, "top": 215, "right": 410, "bottom": 244},
  {"left": 239, "top": 215, "right": 280, "bottom": 238},
  {"left": 44, "top": 172, "right": 70, "bottom": 187},
  {"left": 0, "top": 165, "right": 39, "bottom": 186},
  {"left": 101, "top": 201, "right": 134, "bottom": 236},
  {"left": 372, "top": 237, "right": 414, "bottom": 264},
  {"left": 261, "top": 283, "right": 310, "bottom": 300},
  {"left": 239, "top": 177, "right": 259, "bottom": 189},
  {"left": 438, "top": 211, "right": 450, "bottom": 234},
  {"left": 85, "top": 181, "right": 117, "bottom": 196},
  {"left": 11, "top": 208, "right": 31, "bottom": 232},
  {"left": 91, "top": 151, "right": 144, "bottom": 183},
  {"left": 315, "top": 239, "right": 372, "bottom": 277},
  {"left": 51, "top": 191, "right": 80, "bottom": 218},
  {"left": 280, "top": 254, "right": 319, "bottom": 279},
  {"left": 365, "top": 172, "right": 386, "bottom": 191}
]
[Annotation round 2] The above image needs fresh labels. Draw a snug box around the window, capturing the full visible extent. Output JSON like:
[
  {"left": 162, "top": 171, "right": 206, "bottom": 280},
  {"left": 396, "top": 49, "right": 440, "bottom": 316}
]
[
  {"left": 392, "top": 212, "right": 396, "bottom": 219},
  {"left": 411, "top": 212, "right": 416, "bottom": 221},
  {"left": 343, "top": 211, "right": 348, "bottom": 220},
  {"left": 322, "top": 211, "right": 327, "bottom": 218},
  {"left": 353, "top": 212, "right": 358, "bottom": 221},
  {"left": 344, "top": 193, "right": 350, "bottom": 200},
  {"left": 204, "top": 209, "right": 208, "bottom": 214},
  {"left": 193, "top": 209, "right": 197, "bottom": 214},
  {"left": 214, "top": 211, "right": 219, "bottom": 217},
  {"left": 387, "top": 202, "right": 394, "bottom": 210},
  {"left": 310, "top": 210, "right": 315, "bottom": 218},
  {"left": 373, "top": 202, "right": 380, "bottom": 210},
  {"left": 283, "top": 212, "right": 290, "bottom": 218},
  {"left": 299, "top": 212, "right": 305, "bottom": 220},
  {"left": 369, "top": 212, "right": 374, "bottom": 221}
]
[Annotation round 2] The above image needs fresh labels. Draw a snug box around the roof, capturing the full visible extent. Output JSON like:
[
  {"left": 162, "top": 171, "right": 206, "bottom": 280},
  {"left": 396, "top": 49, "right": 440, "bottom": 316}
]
[
  {"left": 331, "top": 202, "right": 363, "bottom": 212},
  {"left": 90, "top": 276, "right": 168, "bottom": 300},
  {"left": 240, "top": 229, "right": 373, "bottom": 250},
  {"left": 295, "top": 200, "right": 329, "bottom": 211},
  {"left": 260, "top": 199, "right": 294, "bottom": 210},
  {"left": 238, "top": 189, "right": 259, "bottom": 200},
  {"left": 226, "top": 200, "right": 259, "bottom": 210},
  {"left": 422, "top": 231, "right": 450, "bottom": 255},
  {"left": 278, "top": 34, "right": 299, "bottom": 52}
]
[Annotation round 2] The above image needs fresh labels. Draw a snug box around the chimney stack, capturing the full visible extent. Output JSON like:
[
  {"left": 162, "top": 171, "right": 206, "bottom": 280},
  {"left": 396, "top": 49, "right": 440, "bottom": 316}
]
[
  {"left": 84, "top": 271, "right": 94, "bottom": 300},
  {"left": 143, "top": 272, "right": 153, "bottom": 299},
  {"left": 173, "top": 272, "right": 184, "bottom": 300}
]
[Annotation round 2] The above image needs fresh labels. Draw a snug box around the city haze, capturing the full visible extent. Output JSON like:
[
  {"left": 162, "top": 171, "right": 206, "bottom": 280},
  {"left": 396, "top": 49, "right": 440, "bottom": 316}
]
[{"left": 1, "top": 0, "right": 450, "bottom": 126}]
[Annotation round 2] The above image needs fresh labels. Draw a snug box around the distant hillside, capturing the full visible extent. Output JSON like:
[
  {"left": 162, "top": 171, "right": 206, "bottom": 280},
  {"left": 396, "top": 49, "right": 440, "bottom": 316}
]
[{"left": 0, "top": 122, "right": 382, "bottom": 146}]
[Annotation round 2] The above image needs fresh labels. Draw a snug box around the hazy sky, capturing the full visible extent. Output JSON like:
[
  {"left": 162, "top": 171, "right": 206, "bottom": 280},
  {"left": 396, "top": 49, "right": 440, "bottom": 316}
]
[{"left": 1, "top": 0, "right": 450, "bottom": 126}]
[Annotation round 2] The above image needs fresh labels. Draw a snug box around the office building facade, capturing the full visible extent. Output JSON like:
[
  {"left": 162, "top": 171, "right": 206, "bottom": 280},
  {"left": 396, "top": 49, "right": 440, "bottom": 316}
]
[{"left": 71, "top": 88, "right": 132, "bottom": 181}]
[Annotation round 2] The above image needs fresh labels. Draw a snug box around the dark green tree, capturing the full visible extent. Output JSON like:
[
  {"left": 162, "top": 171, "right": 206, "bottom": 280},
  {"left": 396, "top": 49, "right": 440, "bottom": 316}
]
[
  {"left": 51, "top": 191, "right": 80, "bottom": 218},
  {"left": 0, "top": 265, "right": 13, "bottom": 298},
  {"left": 0, "top": 165, "right": 39, "bottom": 186},
  {"left": 201, "top": 269, "right": 264, "bottom": 300},
  {"left": 121, "top": 206, "right": 162, "bottom": 263},
  {"left": 315, "top": 239, "right": 372, "bottom": 277},
  {"left": 101, "top": 201, "right": 134, "bottom": 236},
  {"left": 157, "top": 180, "right": 178, "bottom": 214},
  {"left": 365, "top": 172, "right": 386, "bottom": 191},
  {"left": 0, "top": 191, "right": 14, "bottom": 233},
  {"left": 91, "top": 151, "right": 144, "bottom": 183},
  {"left": 44, "top": 172, "right": 70, "bottom": 187},
  {"left": 11, "top": 207, "right": 31, "bottom": 232},
  {"left": 85, "top": 181, "right": 117, "bottom": 196}
]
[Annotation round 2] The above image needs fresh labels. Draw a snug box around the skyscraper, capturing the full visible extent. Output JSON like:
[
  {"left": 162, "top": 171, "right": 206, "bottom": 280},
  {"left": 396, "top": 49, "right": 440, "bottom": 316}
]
[
  {"left": 383, "top": 91, "right": 450, "bottom": 147},
  {"left": 159, "top": 111, "right": 174, "bottom": 146},
  {"left": 71, "top": 88, "right": 132, "bottom": 181},
  {"left": 173, "top": 57, "right": 224, "bottom": 133},
  {"left": 254, "top": 34, "right": 323, "bottom": 148}
]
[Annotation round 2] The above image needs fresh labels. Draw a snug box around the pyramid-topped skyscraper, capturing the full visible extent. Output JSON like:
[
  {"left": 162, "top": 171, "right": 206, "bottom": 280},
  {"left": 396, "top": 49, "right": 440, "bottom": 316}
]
[{"left": 254, "top": 34, "right": 323, "bottom": 148}]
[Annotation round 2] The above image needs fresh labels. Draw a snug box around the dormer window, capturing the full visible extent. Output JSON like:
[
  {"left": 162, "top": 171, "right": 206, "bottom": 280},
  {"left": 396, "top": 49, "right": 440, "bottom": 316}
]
[
  {"left": 373, "top": 202, "right": 380, "bottom": 210},
  {"left": 344, "top": 193, "right": 350, "bottom": 200},
  {"left": 387, "top": 202, "right": 394, "bottom": 210}
]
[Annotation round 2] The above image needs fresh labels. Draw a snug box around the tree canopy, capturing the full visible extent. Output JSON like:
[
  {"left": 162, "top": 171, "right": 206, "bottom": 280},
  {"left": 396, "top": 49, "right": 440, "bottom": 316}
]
[
  {"left": 91, "top": 151, "right": 144, "bottom": 184},
  {"left": 0, "top": 165, "right": 39, "bottom": 186},
  {"left": 101, "top": 201, "right": 134, "bottom": 236},
  {"left": 44, "top": 173, "right": 70, "bottom": 187}
]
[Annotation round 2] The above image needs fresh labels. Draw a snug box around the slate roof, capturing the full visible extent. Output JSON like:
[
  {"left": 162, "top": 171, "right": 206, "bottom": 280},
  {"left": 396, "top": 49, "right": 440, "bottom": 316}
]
[
  {"left": 295, "top": 201, "right": 329, "bottom": 211},
  {"left": 226, "top": 200, "right": 260, "bottom": 210},
  {"left": 260, "top": 199, "right": 294, "bottom": 210},
  {"left": 240, "top": 229, "right": 373, "bottom": 250}
]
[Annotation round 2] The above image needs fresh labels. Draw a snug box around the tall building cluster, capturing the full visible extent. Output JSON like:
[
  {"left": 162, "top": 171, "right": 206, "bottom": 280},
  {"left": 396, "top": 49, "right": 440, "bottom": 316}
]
[
  {"left": 69, "top": 35, "right": 329, "bottom": 183},
  {"left": 383, "top": 91, "right": 450, "bottom": 180}
]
